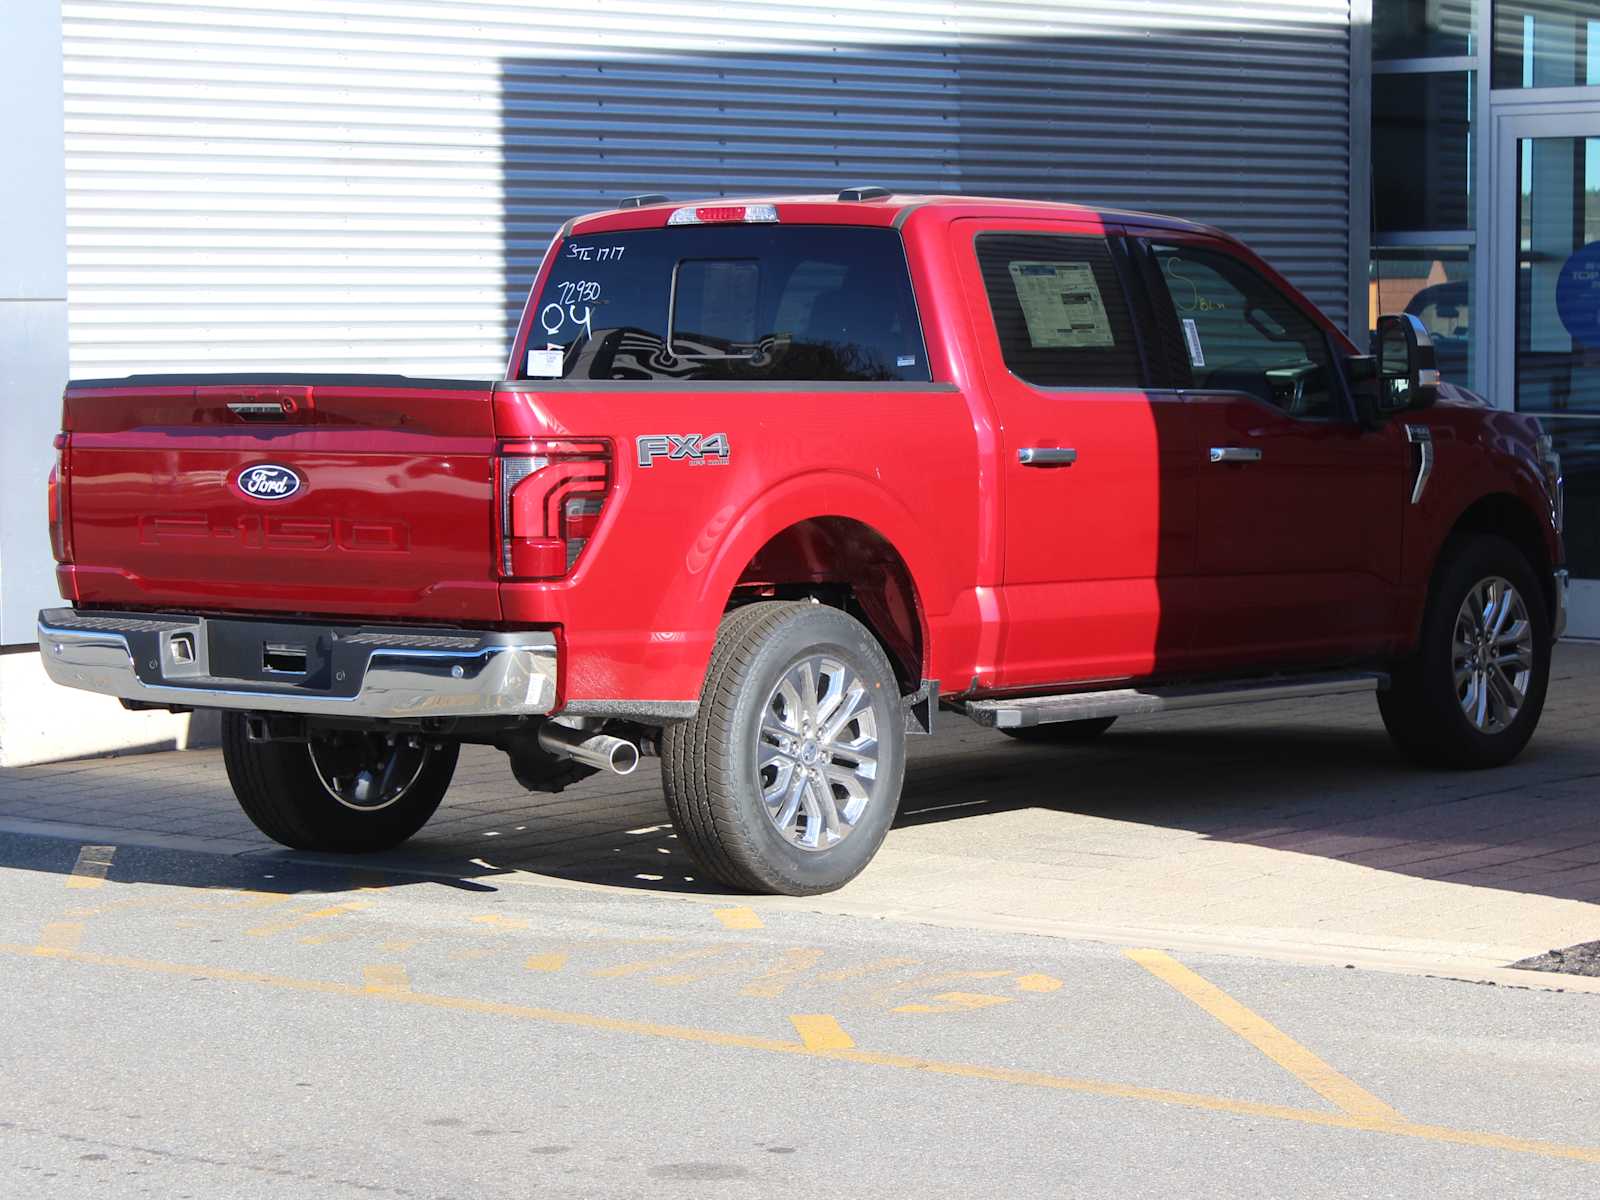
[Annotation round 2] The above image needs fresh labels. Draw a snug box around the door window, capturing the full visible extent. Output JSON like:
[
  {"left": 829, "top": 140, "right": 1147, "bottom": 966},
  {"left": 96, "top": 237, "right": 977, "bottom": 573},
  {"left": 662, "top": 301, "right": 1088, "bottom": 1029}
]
[
  {"left": 975, "top": 234, "right": 1143, "bottom": 387},
  {"left": 1149, "top": 242, "right": 1343, "bottom": 420}
]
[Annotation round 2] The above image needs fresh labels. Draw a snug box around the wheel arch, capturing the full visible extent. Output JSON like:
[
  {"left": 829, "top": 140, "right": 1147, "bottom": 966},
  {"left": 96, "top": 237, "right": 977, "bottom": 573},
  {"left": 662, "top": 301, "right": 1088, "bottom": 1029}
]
[
  {"left": 1439, "top": 492, "right": 1556, "bottom": 620},
  {"left": 690, "top": 472, "right": 949, "bottom": 696},
  {"left": 729, "top": 516, "right": 926, "bottom": 693}
]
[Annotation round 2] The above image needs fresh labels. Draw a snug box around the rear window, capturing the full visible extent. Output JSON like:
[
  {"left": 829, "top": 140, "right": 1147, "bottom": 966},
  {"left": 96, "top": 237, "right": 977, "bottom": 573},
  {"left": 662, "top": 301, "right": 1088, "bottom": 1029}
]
[{"left": 522, "top": 225, "right": 929, "bottom": 382}]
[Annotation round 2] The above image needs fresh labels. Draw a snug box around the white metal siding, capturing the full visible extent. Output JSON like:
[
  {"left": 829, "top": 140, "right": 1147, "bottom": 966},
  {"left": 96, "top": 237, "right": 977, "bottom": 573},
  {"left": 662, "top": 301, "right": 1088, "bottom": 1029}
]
[{"left": 64, "top": 0, "right": 1351, "bottom": 377}]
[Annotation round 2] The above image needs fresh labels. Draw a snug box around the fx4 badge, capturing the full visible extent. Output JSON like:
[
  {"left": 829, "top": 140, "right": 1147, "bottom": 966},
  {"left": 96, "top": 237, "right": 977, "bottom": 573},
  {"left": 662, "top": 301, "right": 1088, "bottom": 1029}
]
[{"left": 636, "top": 433, "right": 730, "bottom": 468}]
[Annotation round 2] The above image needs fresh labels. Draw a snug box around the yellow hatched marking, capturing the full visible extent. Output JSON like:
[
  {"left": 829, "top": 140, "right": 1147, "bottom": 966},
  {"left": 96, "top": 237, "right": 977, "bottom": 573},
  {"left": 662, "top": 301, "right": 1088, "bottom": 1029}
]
[
  {"left": 7, "top": 941, "right": 1598, "bottom": 1166},
  {"left": 37, "top": 923, "right": 84, "bottom": 953},
  {"left": 246, "top": 901, "right": 368, "bottom": 938},
  {"left": 65, "top": 845, "right": 116, "bottom": 890},
  {"left": 813, "top": 956, "right": 919, "bottom": 984},
  {"left": 525, "top": 952, "right": 569, "bottom": 973},
  {"left": 741, "top": 948, "right": 827, "bottom": 999},
  {"left": 1127, "top": 949, "right": 1405, "bottom": 1125},
  {"left": 714, "top": 906, "right": 764, "bottom": 931},
  {"left": 1016, "top": 973, "right": 1063, "bottom": 993},
  {"left": 790, "top": 1014, "right": 855, "bottom": 1051},
  {"left": 471, "top": 914, "right": 530, "bottom": 930},
  {"left": 590, "top": 948, "right": 724, "bottom": 979},
  {"left": 220, "top": 891, "right": 295, "bottom": 910},
  {"left": 362, "top": 965, "right": 411, "bottom": 994},
  {"left": 895, "top": 991, "right": 1014, "bottom": 1015}
]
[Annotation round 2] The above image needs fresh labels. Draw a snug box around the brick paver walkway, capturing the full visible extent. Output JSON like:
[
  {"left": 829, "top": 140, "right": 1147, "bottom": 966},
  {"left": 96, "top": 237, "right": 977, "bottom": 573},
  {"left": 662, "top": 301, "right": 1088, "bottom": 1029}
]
[{"left": 4, "top": 644, "right": 1598, "bottom": 969}]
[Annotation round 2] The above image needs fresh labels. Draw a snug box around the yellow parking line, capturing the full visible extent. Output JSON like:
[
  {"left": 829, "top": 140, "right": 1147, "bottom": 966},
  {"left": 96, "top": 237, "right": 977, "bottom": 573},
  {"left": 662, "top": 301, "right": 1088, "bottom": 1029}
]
[
  {"left": 525, "top": 952, "right": 568, "bottom": 973},
  {"left": 1127, "top": 948, "right": 1404, "bottom": 1125},
  {"left": 790, "top": 1014, "right": 855, "bottom": 1051},
  {"left": 65, "top": 845, "right": 116, "bottom": 890},
  {"left": 36, "top": 923, "right": 83, "bottom": 952},
  {"left": 362, "top": 964, "right": 411, "bottom": 994},
  {"left": 5, "top": 941, "right": 1597, "bottom": 1165},
  {"left": 714, "top": 906, "right": 763, "bottom": 931}
]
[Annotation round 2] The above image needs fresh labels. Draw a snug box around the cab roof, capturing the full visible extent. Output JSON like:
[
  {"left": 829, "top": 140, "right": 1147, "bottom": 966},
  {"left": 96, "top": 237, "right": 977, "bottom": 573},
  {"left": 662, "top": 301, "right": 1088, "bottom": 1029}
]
[{"left": 562, "top": 192, "right": 1223, "bottom": 239}]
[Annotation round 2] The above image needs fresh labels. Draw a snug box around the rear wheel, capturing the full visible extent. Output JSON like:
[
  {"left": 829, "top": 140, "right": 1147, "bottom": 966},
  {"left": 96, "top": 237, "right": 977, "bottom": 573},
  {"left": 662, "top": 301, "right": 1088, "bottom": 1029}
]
[
  {"left": 1001, "top": 717, "right": 1117, "bottom": 744},
  {"left": 1379, "top": 534, "right": 1551, "bottom": 769},
  {"left": 222, "top": 714, "right": 459, "bottom": 851},
  {"left": 662, "top": 602, "right": 906, "bottom": 896}
]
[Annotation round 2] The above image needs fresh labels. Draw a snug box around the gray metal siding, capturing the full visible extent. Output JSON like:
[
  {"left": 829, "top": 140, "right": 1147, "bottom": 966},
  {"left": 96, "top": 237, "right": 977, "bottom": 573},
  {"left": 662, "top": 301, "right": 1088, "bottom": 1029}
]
[{"left": 64, "top": 1, "right": 1351, "bottom": 376}]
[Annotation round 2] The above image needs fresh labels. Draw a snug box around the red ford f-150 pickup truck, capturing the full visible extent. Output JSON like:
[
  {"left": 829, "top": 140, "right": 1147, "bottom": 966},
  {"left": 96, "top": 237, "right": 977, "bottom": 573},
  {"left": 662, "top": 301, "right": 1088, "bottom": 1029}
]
[{"left": 39, "top": 190, "right": 1568, "bottom": 895}]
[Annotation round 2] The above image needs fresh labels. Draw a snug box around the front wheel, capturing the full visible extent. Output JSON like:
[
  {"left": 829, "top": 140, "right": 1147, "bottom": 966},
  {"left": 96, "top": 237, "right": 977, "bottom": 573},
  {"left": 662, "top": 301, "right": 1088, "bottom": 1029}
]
[
  {"left": 662, "top": 602, "right": 906, "bottom": 896},
  {"left": 1379, "top": 534, "right": 1552, "bottom": 769},
  {"left": 222, "top": 714, "right": 459, "bottom": 852}
]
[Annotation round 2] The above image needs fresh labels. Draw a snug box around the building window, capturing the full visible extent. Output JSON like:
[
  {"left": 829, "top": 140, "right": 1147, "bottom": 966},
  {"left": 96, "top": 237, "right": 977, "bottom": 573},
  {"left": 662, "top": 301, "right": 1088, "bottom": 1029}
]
[
  {"left": 1371, "top": 2, "right": 1484, "bottom": 386},
  {"left": 1493, "top": 2, "right": 1600, "bottom": 89},
  {"left": 1373, "top": 72, "right": 1474, "bottom": 232},
  {"left": 1370, "top": 246, "right": 1476, "bottom": 386},
  {"left": 1376, "top": 0, "right": 1480, "bottom": 60}
]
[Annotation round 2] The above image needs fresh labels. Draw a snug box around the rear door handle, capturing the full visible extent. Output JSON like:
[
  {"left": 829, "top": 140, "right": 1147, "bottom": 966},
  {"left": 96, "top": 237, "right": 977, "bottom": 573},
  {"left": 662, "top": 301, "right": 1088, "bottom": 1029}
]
[
  {"left": 1208, "top": 447, "right": 1263, "bottom": 464},
  {"left": 1018, "top": 448, "right": 1078, "bottom": 467}
]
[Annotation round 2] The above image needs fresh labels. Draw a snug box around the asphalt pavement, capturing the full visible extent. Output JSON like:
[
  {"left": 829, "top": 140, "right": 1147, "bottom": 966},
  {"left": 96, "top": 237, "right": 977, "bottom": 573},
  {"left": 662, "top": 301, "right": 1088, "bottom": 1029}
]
[{"left": 2, "top": 831, "right": 1599, "bottom": 1198}]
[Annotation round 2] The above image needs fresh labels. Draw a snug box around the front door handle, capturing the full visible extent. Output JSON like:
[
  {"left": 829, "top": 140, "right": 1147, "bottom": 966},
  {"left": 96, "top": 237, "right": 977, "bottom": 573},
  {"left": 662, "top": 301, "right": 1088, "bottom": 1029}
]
[
  {"left": 1209, "top": 446, "right": 1263, "bottom": 464},
  {"left": 1018, "top": 447, "right": 1078, "bottom": 467}
]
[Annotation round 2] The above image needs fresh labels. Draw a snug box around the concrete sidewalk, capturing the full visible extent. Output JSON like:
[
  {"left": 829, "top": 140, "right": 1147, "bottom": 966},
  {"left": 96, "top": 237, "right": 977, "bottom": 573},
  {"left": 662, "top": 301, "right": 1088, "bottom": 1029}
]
[{"left": 3, "top": 645, "right": 1598, "bottom": 977}]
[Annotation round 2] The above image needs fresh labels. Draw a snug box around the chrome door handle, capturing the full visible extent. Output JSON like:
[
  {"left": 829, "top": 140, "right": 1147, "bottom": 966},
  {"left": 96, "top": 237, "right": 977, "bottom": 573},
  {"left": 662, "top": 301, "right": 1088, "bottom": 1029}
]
[
  {"left": 1018, "top": 448, "right": 1078, "bottom": 467},
  {"left": 1209, "top": 447, "right": 1263, "bottom": 464}
]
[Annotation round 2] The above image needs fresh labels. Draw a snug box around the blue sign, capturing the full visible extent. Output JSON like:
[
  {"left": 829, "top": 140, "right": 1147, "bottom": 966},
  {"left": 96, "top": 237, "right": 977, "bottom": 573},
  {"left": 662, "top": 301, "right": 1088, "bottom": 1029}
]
[{"left": 1556, "top": 241, "right": 1600, "bottom": 348}]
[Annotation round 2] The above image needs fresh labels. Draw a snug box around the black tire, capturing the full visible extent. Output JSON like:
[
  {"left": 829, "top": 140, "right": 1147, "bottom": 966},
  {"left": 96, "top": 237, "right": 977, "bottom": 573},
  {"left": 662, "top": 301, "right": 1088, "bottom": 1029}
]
[
  {"left": 661, "top": 602, "right": 907, "bottom": 896},
  {"left": 221, "top": 714, "right": 459, "bottom": 852},
  {"left": 1001, "top": 717, "right": 1117, "bottom": 744},
  {"left": 1379, "top": 534, "right": 1552, "bottom": 769}
]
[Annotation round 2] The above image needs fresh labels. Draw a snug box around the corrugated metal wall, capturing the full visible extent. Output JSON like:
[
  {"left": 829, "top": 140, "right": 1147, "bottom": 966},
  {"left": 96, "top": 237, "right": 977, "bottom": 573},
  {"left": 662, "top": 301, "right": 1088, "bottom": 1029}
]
[{"left": 63, "top": 0, "right": 1352, "bottom": 378}]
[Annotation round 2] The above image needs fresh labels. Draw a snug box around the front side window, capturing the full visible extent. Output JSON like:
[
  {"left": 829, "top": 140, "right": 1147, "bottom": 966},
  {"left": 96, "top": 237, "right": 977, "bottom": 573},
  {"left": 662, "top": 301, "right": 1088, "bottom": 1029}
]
[
  {"left": 975, "top": 233, "right": 1143, "bottom": 388},
  {"left": 1149, "top": 242, "right": 1342, "bottom": 420},
  {"left": 524, "top": 225, "right": 929, "bottom": 382}
]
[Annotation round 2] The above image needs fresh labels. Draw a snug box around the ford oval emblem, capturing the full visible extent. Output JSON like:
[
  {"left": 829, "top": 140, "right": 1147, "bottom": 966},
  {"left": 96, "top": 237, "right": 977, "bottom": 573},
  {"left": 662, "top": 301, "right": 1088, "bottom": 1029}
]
[{"left": 236, "top": 463, "right": 302, "bottom": 501}]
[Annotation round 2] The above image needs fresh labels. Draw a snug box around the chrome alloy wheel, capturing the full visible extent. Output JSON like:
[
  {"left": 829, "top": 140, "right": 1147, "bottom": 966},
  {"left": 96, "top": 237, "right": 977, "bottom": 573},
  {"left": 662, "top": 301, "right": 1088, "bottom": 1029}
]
[
  {"left": 756, "top": 654, "right": 883, "bottom": 851},
  {"left": 1454, "top": 575, "right": 1536, "bottom": 735},
  {"left": 308, "top": 732, "right": 432, "bottom": 812}
]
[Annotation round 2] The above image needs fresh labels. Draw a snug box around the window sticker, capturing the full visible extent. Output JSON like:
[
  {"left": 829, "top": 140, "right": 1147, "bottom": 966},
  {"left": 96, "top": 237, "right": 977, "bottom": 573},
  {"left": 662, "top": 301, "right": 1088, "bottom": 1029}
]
[
  {"left": 1007, "top": 261, "right": 1115, "bottom": 349},
  {"left": 1181, "top": 318, "right": 1206, "bottom": 367},
  {"left": 896, "top": 354, "right": 917, "bottom": 367},
  {"left": 526, "top": 348, "right": 565, "bottom": 378}
]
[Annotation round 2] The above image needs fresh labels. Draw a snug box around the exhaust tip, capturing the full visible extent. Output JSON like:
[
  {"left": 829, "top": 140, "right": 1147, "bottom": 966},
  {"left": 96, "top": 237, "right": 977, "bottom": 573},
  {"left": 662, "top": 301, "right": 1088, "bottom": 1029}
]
[{"left": 608, "top": 740, "right": 640, "bottom": 775}]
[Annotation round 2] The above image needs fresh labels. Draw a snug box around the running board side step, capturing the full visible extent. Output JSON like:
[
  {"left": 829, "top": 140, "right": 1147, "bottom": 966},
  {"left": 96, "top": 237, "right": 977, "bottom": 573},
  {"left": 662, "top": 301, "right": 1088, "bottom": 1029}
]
[{"left": 961, "top": 671, "right": 1388, "bottom": 730}]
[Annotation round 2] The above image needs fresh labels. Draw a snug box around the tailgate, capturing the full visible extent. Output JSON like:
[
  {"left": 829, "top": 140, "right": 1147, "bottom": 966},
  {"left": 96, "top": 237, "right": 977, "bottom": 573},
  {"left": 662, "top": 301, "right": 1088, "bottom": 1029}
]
[{"left": 61, "top": 374, "right": 502, "bottom": 623}]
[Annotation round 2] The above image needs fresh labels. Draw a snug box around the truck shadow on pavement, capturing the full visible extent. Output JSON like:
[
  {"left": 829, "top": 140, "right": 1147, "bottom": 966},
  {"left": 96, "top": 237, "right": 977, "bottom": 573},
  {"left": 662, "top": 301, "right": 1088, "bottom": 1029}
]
[{"left": 2, "top": 655, "right": 1597, "bottom": 911}]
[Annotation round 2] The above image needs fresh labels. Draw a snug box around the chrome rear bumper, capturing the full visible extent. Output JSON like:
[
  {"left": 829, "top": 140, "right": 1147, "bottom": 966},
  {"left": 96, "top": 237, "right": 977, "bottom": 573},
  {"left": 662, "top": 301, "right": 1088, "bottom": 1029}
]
[{"left": 37, "top": 608, "right": 557, "bottom": 720}]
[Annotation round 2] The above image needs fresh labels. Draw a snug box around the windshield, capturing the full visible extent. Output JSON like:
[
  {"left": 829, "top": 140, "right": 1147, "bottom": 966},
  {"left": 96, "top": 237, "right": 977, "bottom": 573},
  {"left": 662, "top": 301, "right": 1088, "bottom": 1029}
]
[{"left": 522, "top": 225, "right": 930, "bottom": 382}]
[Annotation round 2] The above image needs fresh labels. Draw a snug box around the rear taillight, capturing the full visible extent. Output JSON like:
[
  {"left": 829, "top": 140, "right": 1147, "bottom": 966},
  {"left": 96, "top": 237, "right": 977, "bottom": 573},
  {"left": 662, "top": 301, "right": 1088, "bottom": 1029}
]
[
  {"left": 497, "top": 439, "right": 612, "bottom": 579},
  {"left": 48, "top": 432, "right": 72, "bottom": 564}
]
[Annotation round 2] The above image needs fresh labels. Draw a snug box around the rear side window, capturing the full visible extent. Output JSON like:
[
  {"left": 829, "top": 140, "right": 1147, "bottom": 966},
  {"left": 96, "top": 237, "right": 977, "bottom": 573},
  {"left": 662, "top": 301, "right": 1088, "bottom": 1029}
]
[
  {"left": 975, "top": 234, "right": 1142, "bottom": 388},
  {"left": 525, "top": 225, "right": 929, "bottom": 382}
]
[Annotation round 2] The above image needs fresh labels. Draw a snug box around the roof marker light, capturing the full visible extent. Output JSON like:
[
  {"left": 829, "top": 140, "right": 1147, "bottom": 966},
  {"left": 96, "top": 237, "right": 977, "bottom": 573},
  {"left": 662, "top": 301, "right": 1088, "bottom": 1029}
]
[{"left": 667, "top": 204, "right": 779, "bottom": 225}]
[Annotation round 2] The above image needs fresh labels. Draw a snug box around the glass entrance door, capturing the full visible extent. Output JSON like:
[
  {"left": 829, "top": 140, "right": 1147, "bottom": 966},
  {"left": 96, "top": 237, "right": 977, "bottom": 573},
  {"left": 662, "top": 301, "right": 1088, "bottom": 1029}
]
[{"left": 1493, "top": 109, "right": 1600, "bottom": 637}]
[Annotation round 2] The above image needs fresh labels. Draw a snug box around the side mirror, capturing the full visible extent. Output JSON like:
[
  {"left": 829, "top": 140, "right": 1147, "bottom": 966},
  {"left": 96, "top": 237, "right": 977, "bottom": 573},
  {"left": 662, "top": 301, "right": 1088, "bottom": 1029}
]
[{"left": 1374, "top": 313, "right": 1440, "bottom": 414}]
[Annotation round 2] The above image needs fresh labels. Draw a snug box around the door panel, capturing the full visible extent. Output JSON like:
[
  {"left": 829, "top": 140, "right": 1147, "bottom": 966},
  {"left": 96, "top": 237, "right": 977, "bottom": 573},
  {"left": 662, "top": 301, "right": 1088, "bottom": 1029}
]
[
  {"left": 1143, "top": 236, "right": 1409, "bottom": 666},
  {"left": 1185, "top": 393, "right": 1409, "bottom": 662},
  {"left": 956, "top": 219, "right": 1197, "bottom": 688}
]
